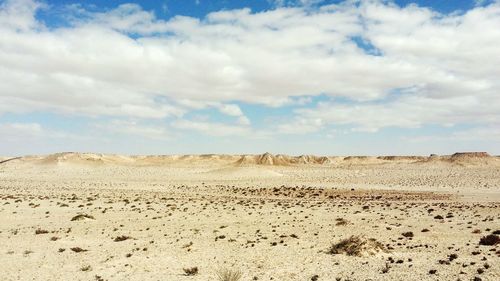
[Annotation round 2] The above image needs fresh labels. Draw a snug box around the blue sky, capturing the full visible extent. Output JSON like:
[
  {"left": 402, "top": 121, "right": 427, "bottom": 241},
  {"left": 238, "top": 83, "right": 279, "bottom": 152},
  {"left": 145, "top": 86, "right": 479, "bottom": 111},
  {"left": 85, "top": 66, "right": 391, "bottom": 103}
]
[{"left": 0, "top": 0, "right": 499, "bottom": 156}]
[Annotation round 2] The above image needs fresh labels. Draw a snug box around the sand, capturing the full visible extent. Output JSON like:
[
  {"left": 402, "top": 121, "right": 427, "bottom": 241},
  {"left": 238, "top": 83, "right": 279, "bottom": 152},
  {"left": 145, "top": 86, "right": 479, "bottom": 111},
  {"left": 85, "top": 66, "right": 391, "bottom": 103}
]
[{"left": 0, "top": 152, "right": 499, "bottom": 281}]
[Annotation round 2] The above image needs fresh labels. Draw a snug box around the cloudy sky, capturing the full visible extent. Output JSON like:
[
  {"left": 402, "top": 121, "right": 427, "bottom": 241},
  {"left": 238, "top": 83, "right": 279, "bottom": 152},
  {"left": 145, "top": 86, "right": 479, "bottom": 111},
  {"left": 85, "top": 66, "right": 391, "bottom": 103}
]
[{"left": 0, "top": 0, "right": 499, "bottom": 156}]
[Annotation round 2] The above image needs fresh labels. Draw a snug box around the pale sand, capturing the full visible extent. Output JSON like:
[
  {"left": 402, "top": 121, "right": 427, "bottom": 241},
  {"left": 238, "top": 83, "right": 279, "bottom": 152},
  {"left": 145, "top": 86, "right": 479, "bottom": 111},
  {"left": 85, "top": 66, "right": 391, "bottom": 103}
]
[{"left": 0, "top": 152, "right": 499, "bottom": 281}]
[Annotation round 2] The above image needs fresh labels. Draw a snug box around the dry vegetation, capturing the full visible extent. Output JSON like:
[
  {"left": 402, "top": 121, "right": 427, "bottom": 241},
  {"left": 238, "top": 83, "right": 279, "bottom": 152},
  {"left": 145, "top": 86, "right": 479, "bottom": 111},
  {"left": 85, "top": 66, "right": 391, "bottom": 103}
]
[
  {"left": 327, "top": 236, "right": 386, "bottom": 257},
  {"left": 215, "top": 268, "right": 242, "bottom": 281}
]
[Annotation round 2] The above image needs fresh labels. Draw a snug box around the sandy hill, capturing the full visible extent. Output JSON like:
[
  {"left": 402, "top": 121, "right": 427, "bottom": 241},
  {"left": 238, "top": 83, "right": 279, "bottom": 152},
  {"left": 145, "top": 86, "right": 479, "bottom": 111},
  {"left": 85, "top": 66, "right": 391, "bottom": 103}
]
[
  {"left": 419, "top": 152, "right": 499, "bottom": 166},
  {"left": 1, "top": 151, "right": 498, "bottom": 167},
  {"left": 234, "top": 153, "right": 330, "bottom": 166},
  {"left": 377, "top": 156, "right": 427, "bottom": 162}
]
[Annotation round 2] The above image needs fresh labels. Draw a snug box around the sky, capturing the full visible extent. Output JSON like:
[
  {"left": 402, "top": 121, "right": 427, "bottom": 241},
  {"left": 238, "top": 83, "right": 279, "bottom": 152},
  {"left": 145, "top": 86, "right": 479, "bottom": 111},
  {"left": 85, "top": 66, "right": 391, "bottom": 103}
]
[{"left": 0, "top": 0, "right": 499, "bottom": 156}]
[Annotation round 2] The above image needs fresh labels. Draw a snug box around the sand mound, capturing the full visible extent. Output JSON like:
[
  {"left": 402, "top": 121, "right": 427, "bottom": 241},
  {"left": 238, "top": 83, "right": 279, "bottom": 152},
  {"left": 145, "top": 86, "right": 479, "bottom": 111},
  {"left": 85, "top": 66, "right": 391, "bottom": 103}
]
[
  {"left": 6, "top": 152, "right": 497, "bottom": 168},
  {"left": 419, "top": 152, "right": 498, "bottom": 166},
  {"left": 43, "top": 152, "right": 95, "bottom": 164},
  {"left": 134, "top": 154, "right": 239, "bottom": 166},
  {"left": 35, "top": 152, "right": 135, "bottom": 166},
  {"left": 377, "top": 156, "right": 426, "bottom": 162},
  {"left": 295, "top": 155, "right": 331, "bottom": 164},
  {"left": 258, "top": 153, "right": 291, "bottom": 165},
  {"left": 235, "top": 153, "right": 291, "bottom": 166},
  {"left": 450, "top": 152, "right": 490, "bottom": 159},
  {"left": 327, "top": 235, "right": 387, "bottom": 257},
  {"left": 132, "top": 155, "right": 178, "bottom": 165},
  {"left": 342, "top": 156, "right": 386, "bottom": 165},
  {"left": 235, "top": 153, "right": 330, "bottom": 166}
]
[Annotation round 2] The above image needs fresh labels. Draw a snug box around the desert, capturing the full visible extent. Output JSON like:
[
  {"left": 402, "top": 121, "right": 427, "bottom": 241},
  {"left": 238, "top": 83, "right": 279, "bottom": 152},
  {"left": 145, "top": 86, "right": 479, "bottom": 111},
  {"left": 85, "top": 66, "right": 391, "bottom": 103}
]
[
  {"left": 0, "top": 152, "right": 498, "bottom": 281},
  {"left": 2, "top": 0, "right": 500, "bottom": 280}
]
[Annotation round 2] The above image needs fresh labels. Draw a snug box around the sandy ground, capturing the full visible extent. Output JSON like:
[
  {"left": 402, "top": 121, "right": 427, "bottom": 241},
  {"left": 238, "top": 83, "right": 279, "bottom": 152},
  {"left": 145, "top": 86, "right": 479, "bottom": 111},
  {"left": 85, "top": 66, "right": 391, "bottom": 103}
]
[{"left": 0, "top": 153, "right": 499, "bottom": 281}]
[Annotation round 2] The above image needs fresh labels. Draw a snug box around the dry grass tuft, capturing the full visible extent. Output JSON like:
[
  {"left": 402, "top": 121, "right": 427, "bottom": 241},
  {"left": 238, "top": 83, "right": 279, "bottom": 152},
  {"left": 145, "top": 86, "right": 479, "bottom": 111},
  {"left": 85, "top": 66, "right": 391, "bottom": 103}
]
[
  {"left": 216, "top": 268, "right": 242, "bottom": 281},
  {"left": 80, "top": 265, "right": 92, "bottom": 271},
  {"left": 327, "top": 235, "right": 386, "bottom": 257}
]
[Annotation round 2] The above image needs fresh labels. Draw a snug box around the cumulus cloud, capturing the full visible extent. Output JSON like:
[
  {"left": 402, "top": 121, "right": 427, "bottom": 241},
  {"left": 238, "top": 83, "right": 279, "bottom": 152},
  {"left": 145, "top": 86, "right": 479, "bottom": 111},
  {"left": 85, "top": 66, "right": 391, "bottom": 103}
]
[
  {"left": 0, "top": 122, "right": 43, "bottom": 137},
  {"left": 94, "top": 120, "right": 171, "bottom": 140},
  {"left": 171, "top": 119, "right": 251, "bottom": 137},
  {"left": 291, "top": 93, "right": 500, "bottom": 133},
  {"left": 0, "top": 0, "right": 499, "bottom": 139},
  {"left": 0, "top": 121, "right": 84, "bottom": 142}
]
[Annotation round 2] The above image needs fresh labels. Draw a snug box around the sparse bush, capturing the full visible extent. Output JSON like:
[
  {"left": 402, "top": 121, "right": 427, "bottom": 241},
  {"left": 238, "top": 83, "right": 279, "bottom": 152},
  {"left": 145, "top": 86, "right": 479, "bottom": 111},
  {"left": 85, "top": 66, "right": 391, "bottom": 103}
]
[
  {"left": 35, "top": 229, "right": 49, "bottom": 234},
  {"left": 335, "top": 218, "right": 348, "bottom": 226},
  {"left": 381, "top": 263, "right": 390, "bottom": 274},
  {"left": 70, "top": 247, "right": 87, "bottom": 253},
  {"left": 71, "top": 214, "right": 95, "bottom": 221},
  {"left": 401, "top": 231, "right": 414, "bottom": 238},
  {"left": 479, "top": 234, "right": 499, "bottom": 246},
  {"left": 114, "top": 235, "right": 132, "bottom": 242},
  {"left": 327, "top": 235, "right": 386, "bottom": 257},
  {"left": 183, "top": 267, "right": 199, "bottom": 276},
  {"left": 216, "top": 268, "right": 242, "bottom": 281}
]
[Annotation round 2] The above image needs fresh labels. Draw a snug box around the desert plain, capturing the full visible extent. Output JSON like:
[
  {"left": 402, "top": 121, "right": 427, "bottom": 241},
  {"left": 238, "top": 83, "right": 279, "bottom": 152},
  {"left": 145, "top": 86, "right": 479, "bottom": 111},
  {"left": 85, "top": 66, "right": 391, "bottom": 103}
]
[{"left": 0, "top": 152, "right": 499, "bottom": 281}]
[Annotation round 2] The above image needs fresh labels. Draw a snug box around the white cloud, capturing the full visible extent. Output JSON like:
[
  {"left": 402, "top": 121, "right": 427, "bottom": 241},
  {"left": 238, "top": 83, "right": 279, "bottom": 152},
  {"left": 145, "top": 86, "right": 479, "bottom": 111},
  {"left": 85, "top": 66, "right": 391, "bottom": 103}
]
[
  {"left": 277, "top": 117, "right": 323, "bottom": 134},
  {"left": 95, "top": 120, "right": 171, "bottom": 140},
  {"left": 213, "top": 103, "right": 251, "bottom": 125},
  {"left": 451, "top": 126, "right": 500, "bottom": 141},
  {"left": 0, "top": 0, "right": 44, "bottom": 31},
  {"left": 292, "top": 93, "right": 500, "bottom": 132},
  {"left": 407, "top": 125, "right": 500, "bottom": 143},
  {"left": 216, "top": 104, "right": 243, "bottom": 117},
  {"left": 171, "top": 119, "right": 251, "bottom": 137},
  {"left": 0, "top": 0, "right": 499, "bottom": 139},
  {"left": 0, "top": 121, "right": 86, "bottom": 141},
  {"left": 0, "top": 122, "right": 43, "bottom": 137},
  {"left": 268, "top": 0, "right": 322, "bottom": 8}
]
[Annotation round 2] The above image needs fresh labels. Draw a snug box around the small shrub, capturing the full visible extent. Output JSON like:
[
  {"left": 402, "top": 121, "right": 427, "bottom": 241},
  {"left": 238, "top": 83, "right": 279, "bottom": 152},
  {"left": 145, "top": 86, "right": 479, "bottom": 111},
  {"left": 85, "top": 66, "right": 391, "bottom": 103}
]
[
  {"left": 35, "top": 229, "right": 49, "bottom": 235},
  {"left": 114, "top": 235, "right": 132, "bottom": 242},
  {"left": 479, "top": 234, "right": 499, "bottom": 246},
  {"left": 381, "top": 263, "right": 390, "bottom": 274},
  {"left": 401, "top": 232, "right": 414, "bottom": 238},
  {"left": 216, "top": 268, "right": 242, "bottom": 281},
  {"left": 70, "top": 247, "right": 87, "bottom": 253},
  {"left": 183, "top": 267, "right": 199, "bottom": 276},
  {"left": 335, "top": 218, "right": 348, "bottom": 226},
  {"left": 71, "top": 214, "right": 95, "bottom": 221},
  {"left": 327, "top": 236, "right": 386, "bottom": 257},
  {"left": 81, "top": 265, "right": 92, "bottom": 271}
]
